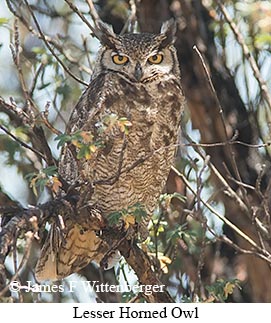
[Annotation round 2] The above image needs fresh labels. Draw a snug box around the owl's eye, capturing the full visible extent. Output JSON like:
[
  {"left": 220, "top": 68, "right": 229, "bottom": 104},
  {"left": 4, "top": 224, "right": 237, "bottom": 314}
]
[
  {"left": 148, "top": 54, "right": 163, "bottom": 64},
  {"left": 112, "top": 54, "right": 129, "bottom": 65}
]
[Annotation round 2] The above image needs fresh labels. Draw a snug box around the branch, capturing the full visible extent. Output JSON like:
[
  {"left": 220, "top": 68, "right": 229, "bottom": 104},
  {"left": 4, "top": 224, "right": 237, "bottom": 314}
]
[
  {"left": 0, "top": 124, "right": 45, "bottom": 161},
  {"left": 216, "top": 0, "right": 271, "bottom": 111},
  {"left": 171, "top": 166, "right": 271, "bottom": 262},
  {"left": 209, "top": 229, "right": 271, "bottom": 265},
  {"left": 183, "top": 131, "right": 250, "bottom": 216},
  {"left": 120, "top": 0, "right": 137, "bottom": 34},
  {"left": 0, "top": 196, "right": 174, "bottom": 302},
  {"left": 193, "top": 45, "right": 250, "bottom": 206},
  {"left": 118, "top": 240, "right": 174, "bottom": 302},
  {"left": 23, "top": 0, "right": 88, "bottom": 86},
  {"left": 0, "top": 98, "right": 25, "bottom": 127},
  {"left": 6, "top": 0, "right": 91, "bottom": 76},
  {"left": 0, "top": 197, "right": 77, "bottom": 292},
  {"left": 85, "top": 0, "right": 101, "bottom": 28},
  {"left": 0, "top": 231, "right": 35, "bottom": 298}
]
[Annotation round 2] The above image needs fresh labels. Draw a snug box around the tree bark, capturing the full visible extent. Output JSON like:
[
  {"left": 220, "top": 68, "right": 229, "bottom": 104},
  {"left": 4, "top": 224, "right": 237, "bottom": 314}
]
[{"left": 136, "top": 0, "right": 271, "bottom": 302}]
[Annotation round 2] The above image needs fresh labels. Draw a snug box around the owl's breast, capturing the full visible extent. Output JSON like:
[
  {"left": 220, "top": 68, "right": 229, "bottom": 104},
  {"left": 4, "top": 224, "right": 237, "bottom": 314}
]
[{"left": 65, "top": 72, "right": 184, "bottom": 218}]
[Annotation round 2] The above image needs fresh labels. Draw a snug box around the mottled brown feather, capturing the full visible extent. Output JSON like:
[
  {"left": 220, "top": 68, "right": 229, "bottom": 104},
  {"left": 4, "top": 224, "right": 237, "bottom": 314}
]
[{"left": 35, "top": 23, "right": 185, "bottom": 281}]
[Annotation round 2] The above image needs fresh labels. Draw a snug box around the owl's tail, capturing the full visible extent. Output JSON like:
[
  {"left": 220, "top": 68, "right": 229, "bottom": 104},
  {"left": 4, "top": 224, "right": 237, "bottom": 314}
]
[{"left": 35, "top": 223, "right": 119, "bottom": 282}]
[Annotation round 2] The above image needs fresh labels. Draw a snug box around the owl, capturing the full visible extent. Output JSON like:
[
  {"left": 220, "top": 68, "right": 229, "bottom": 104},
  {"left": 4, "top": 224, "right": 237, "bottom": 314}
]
[{"left": 35, "top": 20, "right": 185, "bottom": 281}]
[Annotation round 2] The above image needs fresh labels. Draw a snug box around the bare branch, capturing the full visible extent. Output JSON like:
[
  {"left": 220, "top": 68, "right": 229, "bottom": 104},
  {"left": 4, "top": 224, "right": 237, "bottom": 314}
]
[
  {"left": 216, "top": 0, "right": 271, "bottom": 111},
  {"left": 193, "top": 45, "right": 250, "bottom": 206},
  {"left": 85, "top": 0, "right": 101, "bottom": 27},
  {"left": 120, "top": 0, "right": 138, "bottom": 34},
  {"left": 63, "top": 0, "right": 96, "bottom": 34},
  {"left": 0, "top": 231, "right": 35, "bottom": 298},
  {"left": 23, "top": 0, "right": 88, "bottom": 86},
  {"left": 183, "top": 132, "right": 250, "bottom": 216},
  {"left": 171, "top": 165, "right": 271, "bottom": 261},
  {"left": 0, "top": 196, "right": 174, "bottom": 302},
  {"left": 0, "top": 124, "right": 45, "bottom": 161}
]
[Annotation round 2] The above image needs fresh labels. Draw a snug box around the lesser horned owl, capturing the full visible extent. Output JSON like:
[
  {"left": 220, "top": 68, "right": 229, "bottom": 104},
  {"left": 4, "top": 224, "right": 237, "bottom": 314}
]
[{"left": 35, "top": 20, "right": 185, "bottom": 281}]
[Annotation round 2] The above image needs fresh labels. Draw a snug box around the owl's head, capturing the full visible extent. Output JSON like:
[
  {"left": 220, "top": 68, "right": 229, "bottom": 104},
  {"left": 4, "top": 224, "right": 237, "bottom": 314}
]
[{"left": 93, "top": 20, "right": 180, "bottom": 83}]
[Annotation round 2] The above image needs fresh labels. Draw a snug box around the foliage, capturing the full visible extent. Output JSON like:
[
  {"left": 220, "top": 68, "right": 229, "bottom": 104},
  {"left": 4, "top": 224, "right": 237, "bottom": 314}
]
[
  {"left": 0, "top": 0, "right": 271, "bottom": 303},
  {"left": 25, "top": 166, "right": 60, "bottom": 196},
  {"left": 108, "top": 202, "right": 147, "bottom": 229},
  {"left": 206, "top": 279, "right": 241, "bottom": 302}
]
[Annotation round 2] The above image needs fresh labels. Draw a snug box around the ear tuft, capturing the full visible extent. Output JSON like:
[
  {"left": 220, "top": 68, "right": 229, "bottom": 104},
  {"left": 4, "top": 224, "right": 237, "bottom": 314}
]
[
  {"left": 160, "top": 19, "right": 177, "bottom": 47},
  {"left": 95, "top": 20, "right": 119, "bottom": 48}
]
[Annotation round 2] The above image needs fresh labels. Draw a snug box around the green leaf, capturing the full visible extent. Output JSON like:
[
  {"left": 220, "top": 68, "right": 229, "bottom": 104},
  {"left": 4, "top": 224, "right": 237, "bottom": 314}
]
[
  {"left": 25, "top": 166, "right": 58, "bottom": 196},
  {"left": 206, "top": 279, "right": 241, "bottom": 302},
  {"left": 130, "top": 202, "right": 147, "bottom": 222},
  {"left": 107, "top": 211, "right": 123, "bottom": 226},
  {"left": 43, "top": 165, "right": 58, "bottom": 176},
  {"left": 56, "top": 83, "right": 71, "bottom": 96},
  {"left": 166, "top": 224, "right": 186, "bottom": 243},
  {"left": 0, "top": 18, "right": 9, "bottom": 25},
  {"left": 25, "top": 172, "right": 36, "bottom": 181},
  {"left": 0, "top": 135, "right": 21, "bottom": 165},
  {"left": 77, "top": 145, "right": 90, "bottom": 159},
  {"left": 31, "top": 46, "right": 46, "bottom": 55},
  {"left": 107, "top": 203, "right": 147, "bottom": 227},
  {"left": 255, "top": 33, "right": 271, "bottom": 47},
  {"left": 55, "top": 133, "right": 71, "bottom": 149},
  {"left": 38, "top": 82, "right": 51, "bottom": 90}
]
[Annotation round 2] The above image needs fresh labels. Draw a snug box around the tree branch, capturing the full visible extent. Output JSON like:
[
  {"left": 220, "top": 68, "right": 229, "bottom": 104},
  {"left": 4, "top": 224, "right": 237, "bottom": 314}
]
[
  {"left": 23, "top": 0, "right": 88, "bottom": 86},
  {"left": 216, "top": 0, "right": 271, "bottom": 111},
  {"left": 0, "top": 195, "right": 174, "bottom": 302},
  {"left": 172, "top": 166, "right": 271, "bottom": 262}
]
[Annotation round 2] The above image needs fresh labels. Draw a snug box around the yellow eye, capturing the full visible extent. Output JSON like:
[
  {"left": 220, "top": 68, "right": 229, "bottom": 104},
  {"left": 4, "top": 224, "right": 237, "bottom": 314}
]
[
  {"left": 148, "top": 54, "right": 163, "bottom": 64},
  {"left": 112, "top": 54, "right": 129, "bottom": 65}
]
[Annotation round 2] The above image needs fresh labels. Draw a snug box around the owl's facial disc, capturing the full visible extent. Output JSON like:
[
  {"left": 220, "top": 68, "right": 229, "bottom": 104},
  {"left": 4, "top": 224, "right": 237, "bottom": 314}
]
[{"left": 96, "top": 20, "right": 178, "bottom": 83}]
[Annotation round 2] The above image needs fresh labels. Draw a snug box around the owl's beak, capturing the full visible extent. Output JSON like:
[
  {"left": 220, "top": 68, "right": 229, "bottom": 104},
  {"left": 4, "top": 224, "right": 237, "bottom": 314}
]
[{"left": 134, "top": 62, "right": 143, "bottom": 81}]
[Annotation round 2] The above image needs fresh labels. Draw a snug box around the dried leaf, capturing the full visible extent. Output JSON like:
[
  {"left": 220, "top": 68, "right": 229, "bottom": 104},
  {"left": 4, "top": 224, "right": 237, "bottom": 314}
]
[
  {"left": 224, "top": 282, "right": 235, "bottom": 298},
  {"left": 51, "top": 176, "right": 62, "bottom": 194},
  {"left": 123, "top": 214, "right": 135, "bottom": 230}
]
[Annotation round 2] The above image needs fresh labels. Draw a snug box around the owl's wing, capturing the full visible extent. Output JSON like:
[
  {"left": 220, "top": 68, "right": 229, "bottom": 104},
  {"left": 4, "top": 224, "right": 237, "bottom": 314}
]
[
  {"left": 35, "top": 223, "right": 104, "bottom": 281},
  {"left": 36, "top": 73, "right": 120, "bottom": 281},
  {"left": 57, "top": 72, "right": 113, "bottom": 186},
  {"left": 66, "top": 72, "right": 109, "bottom": 134}
]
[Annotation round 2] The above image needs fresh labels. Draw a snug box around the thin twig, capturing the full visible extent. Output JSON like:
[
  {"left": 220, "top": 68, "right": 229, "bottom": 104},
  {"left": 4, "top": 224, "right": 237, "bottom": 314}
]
[
  {"left": 64, "top": 0, "right": 96, "bottom": 34},
  {"left": 10, "top": 19, "right": 39, "bottom": 113},
  {"left": 85, "top": 0, "right": 101, "bottom": 27},
  {"left": 6, "top": 0, "right": 91, "bottom": 76},
  {"left": 0, "top": 231, "right": 35, "bottom": 298},
  {"left": 29, "top": 63, "right": 45, "bottom": 97},
  {"left": 187, "top": 139, "right": 271, "bottom": 149},
  {"left": 194, "top": 156, "right": 210, "bottom": 299},
  {"left": 23, "top": 0, "right": 88, "bottom": 86},
  {"left": 40, "top": 102, "right": 62, "bottom": 135},
  {"left": 0, "top": 124, "right": 45, "bottom": 161},
  {"left": 208, "top": 229, "right": 271, "bottom": 265},
  {"left": 81, "top": 35, "right": 94, "bottom": 72},
  {"left": 193, "top": 45, "right": 250, "bottom": 207},
  {"left": 0, "top": 98, "right": 24, "bottom": 126},
  {"left": 216, "top": 0, "right": 271, "bottom": 111},
  {"left": 171, "top": 166, "right": 271, "bottom": 258},
  {"left": 183, "top": 132, "right": 250, "bottom": 215},
  {"left": 120, "top": 0, "right": 138, "bottom": 35}
]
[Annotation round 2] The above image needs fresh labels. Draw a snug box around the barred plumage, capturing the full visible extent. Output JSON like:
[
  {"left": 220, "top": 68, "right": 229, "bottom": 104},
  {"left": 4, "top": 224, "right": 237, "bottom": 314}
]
[{"left": 35, "top": 20, "right": 185, "bottom": 281}]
